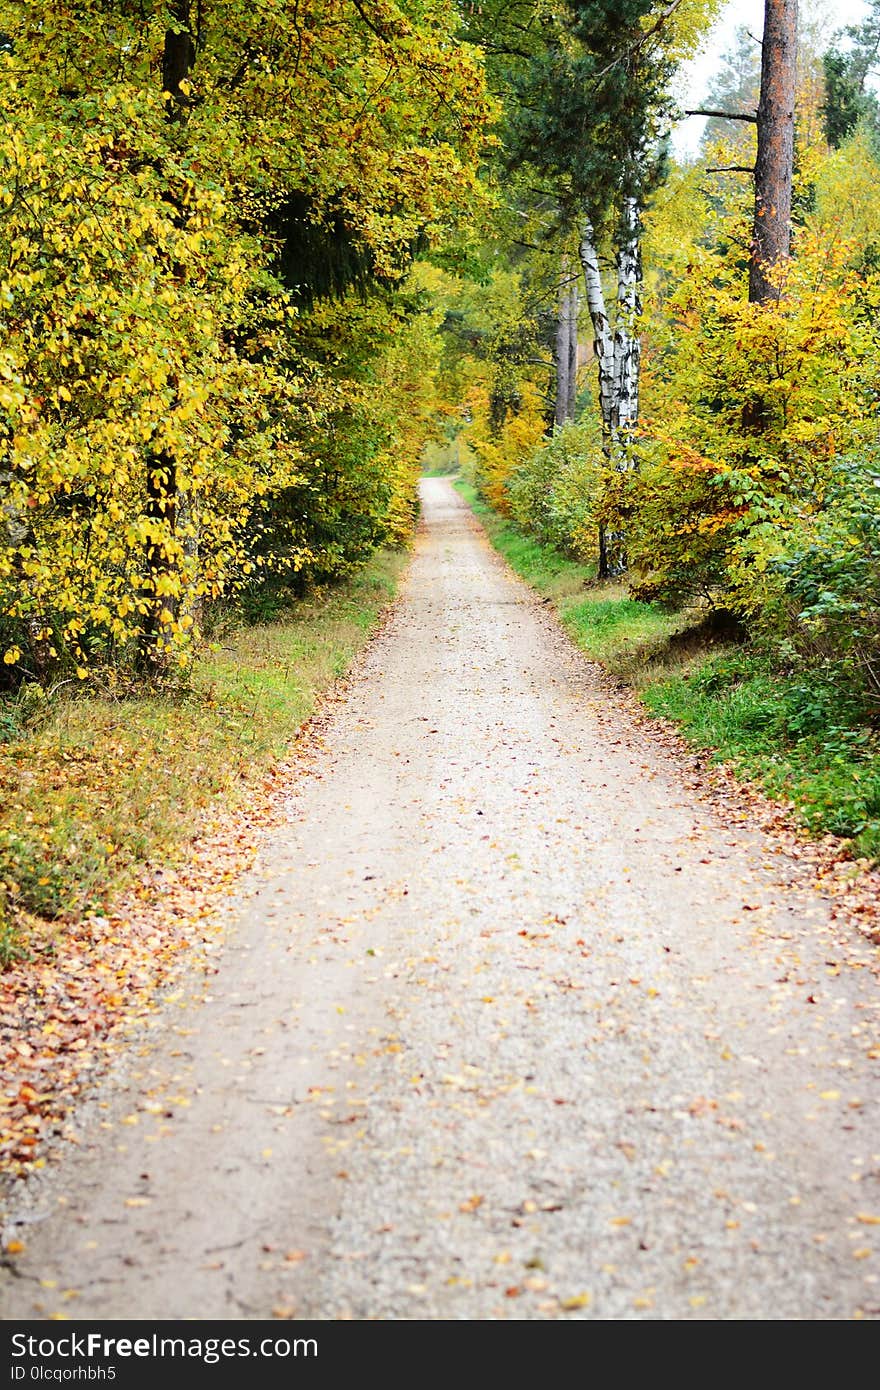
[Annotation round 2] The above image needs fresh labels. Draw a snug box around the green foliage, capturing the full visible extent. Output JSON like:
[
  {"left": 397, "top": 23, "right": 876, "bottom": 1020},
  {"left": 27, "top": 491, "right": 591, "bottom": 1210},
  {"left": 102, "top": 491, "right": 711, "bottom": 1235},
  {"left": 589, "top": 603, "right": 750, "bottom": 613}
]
[
  {"left": 822, "top": 1, "right": 880, "bottom": 149},
  {"left": 506, "top": 421, "right": 603, "bottom": 562},
  {"left": 753, "top": 450, "right": 880, "bottom": 708},
  {"left": 509, "top": 2, "right": 674, "bottom": 221},
  {"left": 646, "top": 652, "right": 880, "bottom": 856}
]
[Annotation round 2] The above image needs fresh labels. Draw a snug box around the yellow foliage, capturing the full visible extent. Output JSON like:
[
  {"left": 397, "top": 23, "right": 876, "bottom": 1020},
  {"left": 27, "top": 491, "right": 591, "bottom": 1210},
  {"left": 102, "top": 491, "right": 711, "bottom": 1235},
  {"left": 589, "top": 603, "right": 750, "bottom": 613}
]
[
  {"left": 0, "top": 0, "right": 494, "bottom": 679},
  {"left": 463, "top": 383, "right": 547, "bottom": 514}
]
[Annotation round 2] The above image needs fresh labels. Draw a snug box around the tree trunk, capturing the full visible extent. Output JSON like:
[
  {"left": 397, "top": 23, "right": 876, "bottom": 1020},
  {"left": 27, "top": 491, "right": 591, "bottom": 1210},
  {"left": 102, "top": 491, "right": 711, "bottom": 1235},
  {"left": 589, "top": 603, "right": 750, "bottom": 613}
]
[
  {"left": 579, "top": 221, "right": 614, "bottom": 439},
  {"left": 749, "top": 0, "right": 797, "bottom": 304},
  {"left": 579, "top": 207, "right": 641, "bottom": 578},
  {"left": 163, "top": 1, "right": 196, "bottom": 109},
  {"left": 565, "top": 271, "right": 578, "bottom": 422},
  {"left": 554, "top": 258, "right": 572, "bottom": 428},
  {"left": 554, "top": 257, "right": 579, "bottom": 427},
  {"left": 612, "top": 195, "right": 641, "bottom": 439},
  {"left": 139, "top": 3, "right": 195, "bottom": 675}
]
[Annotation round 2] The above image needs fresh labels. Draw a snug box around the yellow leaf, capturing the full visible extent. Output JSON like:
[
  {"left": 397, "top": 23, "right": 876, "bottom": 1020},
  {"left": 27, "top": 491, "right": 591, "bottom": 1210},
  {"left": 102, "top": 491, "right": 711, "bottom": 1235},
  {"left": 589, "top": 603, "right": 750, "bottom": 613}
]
[
  {"left": 560, "top": 1292, "right": 591, "bottom": 1310},
  {"left": 459, "top": 1194, "right": 484, "bottom": 1213}
]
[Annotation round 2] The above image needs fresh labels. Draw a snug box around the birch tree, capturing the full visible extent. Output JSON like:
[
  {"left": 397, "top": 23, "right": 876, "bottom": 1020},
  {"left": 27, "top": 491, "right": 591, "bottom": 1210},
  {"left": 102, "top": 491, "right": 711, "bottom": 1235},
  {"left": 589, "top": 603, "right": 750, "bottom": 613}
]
[{"left": 507, "top": 1, "right": 720, "bottom": 571}]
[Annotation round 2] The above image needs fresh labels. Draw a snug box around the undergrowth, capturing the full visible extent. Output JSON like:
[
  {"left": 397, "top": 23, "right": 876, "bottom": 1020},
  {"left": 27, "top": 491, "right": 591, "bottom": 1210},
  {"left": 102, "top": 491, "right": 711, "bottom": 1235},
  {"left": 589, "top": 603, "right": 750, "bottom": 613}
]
[
  {"left": 0, "top": 550, "right": 406, "bottom": 964},
  {"left": 645, "top": 653, "right": 880, "bottom": 858}
]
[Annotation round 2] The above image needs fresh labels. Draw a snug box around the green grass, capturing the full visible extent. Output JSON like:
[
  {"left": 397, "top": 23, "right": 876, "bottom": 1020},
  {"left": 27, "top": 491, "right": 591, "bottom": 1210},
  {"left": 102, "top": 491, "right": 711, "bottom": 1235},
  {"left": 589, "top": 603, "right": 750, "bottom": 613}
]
[
  {"left": 0, "top": 550, "right": 406, "bottom": 961},
  {"left": 456, "top": 478, "right": 683, "bottom": 673},
  {"left": 458, "top": 479, "right": 880, "bottom": 860},
  {"left": 645, "top": 653, "right": 880, "bottom": 859}
]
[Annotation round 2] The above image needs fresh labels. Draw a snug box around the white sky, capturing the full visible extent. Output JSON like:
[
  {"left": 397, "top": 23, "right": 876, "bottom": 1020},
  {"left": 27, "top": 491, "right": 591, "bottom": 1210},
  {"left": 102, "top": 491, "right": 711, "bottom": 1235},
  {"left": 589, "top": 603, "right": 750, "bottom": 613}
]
[{"left": 673, "top": 0, "right": 870, "bottom": 155}]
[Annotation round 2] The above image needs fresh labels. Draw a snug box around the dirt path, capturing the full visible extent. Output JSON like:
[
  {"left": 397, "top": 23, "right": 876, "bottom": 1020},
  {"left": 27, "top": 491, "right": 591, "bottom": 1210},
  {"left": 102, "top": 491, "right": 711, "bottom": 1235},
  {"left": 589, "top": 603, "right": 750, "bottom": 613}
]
[{"left": 2, "top": 477, "right": 879, "bottom": 1321}]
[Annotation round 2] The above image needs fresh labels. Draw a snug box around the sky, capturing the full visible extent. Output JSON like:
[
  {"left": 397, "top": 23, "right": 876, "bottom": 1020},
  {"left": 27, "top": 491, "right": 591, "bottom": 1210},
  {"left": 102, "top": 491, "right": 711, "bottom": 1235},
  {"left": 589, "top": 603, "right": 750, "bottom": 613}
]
[{"left": 672, "top": 0, "right": 871, "bottom": 156}]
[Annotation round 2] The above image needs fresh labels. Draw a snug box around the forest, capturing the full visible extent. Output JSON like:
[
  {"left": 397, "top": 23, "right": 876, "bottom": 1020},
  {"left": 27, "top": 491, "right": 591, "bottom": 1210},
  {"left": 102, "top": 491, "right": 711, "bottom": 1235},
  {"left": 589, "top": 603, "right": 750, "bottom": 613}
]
[{"left": 2, "top": 0, "right": 880, "bottom": 954}]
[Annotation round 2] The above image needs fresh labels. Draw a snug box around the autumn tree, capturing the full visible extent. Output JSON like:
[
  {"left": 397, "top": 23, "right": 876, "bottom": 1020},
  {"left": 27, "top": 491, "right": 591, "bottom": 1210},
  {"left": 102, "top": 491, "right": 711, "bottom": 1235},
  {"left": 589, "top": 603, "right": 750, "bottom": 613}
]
[{"left": 0, "top": 0, "right": 493, "bottom": 685}]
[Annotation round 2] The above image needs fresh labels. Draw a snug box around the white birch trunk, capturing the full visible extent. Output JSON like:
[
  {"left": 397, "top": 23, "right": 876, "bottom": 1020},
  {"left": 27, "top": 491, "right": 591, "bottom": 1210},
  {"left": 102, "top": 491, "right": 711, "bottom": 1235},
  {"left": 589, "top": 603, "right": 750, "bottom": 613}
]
[
  {"left": 612, "top": 195, "right": 642, "bottom": 442},
  {"left": 578, "top": 221, "right": 615, "bottom": 442},
  {"left": 579, "top": 202, "right": 643, "bottom": 577}
]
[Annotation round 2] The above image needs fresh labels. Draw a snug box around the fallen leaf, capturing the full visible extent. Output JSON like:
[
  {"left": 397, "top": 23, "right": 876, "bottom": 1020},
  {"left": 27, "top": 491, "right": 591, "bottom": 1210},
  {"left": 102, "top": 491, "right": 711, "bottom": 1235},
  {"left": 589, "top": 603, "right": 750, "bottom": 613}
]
[
  {"left": 459, "top": 1194, "right": 484, "bottom": 1214},
  {"left": 560, "top": 1292, "right": 591, "bottom": 1310}
]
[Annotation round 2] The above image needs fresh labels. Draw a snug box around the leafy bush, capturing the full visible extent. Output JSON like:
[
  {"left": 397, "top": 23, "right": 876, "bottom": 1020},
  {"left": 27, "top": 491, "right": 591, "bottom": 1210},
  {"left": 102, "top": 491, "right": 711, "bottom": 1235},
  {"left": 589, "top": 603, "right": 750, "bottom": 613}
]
[
  {"left": 505, "top": 420, "right": 602, "bottom": 561},
  {"left": 624, "top": 439, "right": 740, "bottom": 605},
  {"left": 761, "top": 451, "right": 880, "bottom": 708},
  {"left": 647, "top": 651, "right": 880, "bottom": 854}
]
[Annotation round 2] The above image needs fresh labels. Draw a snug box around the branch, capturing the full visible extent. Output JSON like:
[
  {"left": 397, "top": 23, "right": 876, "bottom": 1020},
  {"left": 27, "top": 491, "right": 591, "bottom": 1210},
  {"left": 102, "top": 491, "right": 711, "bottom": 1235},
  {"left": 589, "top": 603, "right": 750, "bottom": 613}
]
[
  {"left": 593, "top": 0, "right": 686, "bottom": 79},
  {"left": 684, "top": 107, "right": 758, "bottom": 123},
  {"left": 640, "top": 0, "right": 687, "bottom": 49},
  {"left": 350, "top": 0, "right": 394, "bottom": 43},
  {"left": 705, "top": 165, "right": 755, "bottom": 174}
]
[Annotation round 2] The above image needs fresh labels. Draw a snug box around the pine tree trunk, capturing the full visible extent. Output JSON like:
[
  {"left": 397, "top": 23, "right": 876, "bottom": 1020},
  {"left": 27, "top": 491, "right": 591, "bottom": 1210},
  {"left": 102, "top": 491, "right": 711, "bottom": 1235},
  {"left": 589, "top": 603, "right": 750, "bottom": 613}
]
[{"left": 749, "top": 0, "right": 797, "bottom": 304}]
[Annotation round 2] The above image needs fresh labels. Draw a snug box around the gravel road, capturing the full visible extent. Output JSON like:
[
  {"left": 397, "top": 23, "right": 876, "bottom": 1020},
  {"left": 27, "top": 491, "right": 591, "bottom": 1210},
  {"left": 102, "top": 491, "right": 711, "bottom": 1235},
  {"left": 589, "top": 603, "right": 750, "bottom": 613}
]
[{"left": 2, "top": 476, "right": 879, "bottom": 1321}]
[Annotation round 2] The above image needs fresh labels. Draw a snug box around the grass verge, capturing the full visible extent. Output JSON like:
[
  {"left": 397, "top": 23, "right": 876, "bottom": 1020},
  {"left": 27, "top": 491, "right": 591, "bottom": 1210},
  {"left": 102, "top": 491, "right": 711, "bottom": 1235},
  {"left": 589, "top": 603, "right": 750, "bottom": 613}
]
[
  {"left": 644, "top": 653, "right": 880, "bottom": 859},
  {"left": 457, "top": 477, "right": 880, "bottom": 860},
  {"left": 0, "top": 550, "right": 406, "bottom": 962},
  {"left": 455, "top": 479, "right": 684, "bottom": 672}
]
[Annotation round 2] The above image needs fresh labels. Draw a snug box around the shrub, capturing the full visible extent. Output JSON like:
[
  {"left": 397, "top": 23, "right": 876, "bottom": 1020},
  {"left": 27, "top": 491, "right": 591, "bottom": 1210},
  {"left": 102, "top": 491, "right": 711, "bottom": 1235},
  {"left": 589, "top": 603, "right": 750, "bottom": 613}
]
[{"left": 505, "top": 420, "right": 602, "bottom": 561}]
